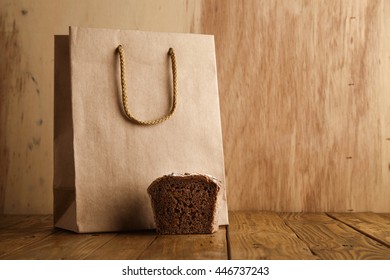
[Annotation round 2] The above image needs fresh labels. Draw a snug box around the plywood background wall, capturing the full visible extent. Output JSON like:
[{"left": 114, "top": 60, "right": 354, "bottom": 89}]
[{"left": 1, "top": 0, "right": 389, "bottom": 214}]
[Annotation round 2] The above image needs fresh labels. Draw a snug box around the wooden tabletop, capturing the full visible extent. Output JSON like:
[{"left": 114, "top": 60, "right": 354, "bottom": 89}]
[{"left": 1, "top": 211, "right": 390, "bottom": 260}]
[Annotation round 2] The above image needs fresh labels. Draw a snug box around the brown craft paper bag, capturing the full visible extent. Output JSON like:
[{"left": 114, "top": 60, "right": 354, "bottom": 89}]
[{"left": 54, "top": 27, "right": 228, "bottom": 233}]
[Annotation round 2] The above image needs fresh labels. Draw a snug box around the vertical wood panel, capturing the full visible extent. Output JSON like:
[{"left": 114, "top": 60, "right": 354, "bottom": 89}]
[{"left": 201, "top": 0, "right": 390, "bottom": 212}]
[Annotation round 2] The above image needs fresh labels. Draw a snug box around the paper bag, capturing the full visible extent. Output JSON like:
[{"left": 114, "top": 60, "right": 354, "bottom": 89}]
[{"left": 54, "top": 26, "right": 228, "bottom": 233}]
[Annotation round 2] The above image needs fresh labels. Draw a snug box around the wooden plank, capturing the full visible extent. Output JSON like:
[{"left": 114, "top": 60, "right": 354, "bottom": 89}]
[
  {"left": 328, "top": 212, "right": 390, "bottom": 247},
  {"left": 0, "top": 215, "right": 227, "bottom": 260},
  {"left": 0, "top": 215, "right": 44, "bottom": 230},
  {"left": 0, "top": 215, "right": 52, "bottom": 230},
  {"left": 200, "top": 0, "right": 390, "bottom": 212},
  {"left": 281, "top": 213, "right": 390, "bottom": 259},
  {"left": 85, "top": 231, "right": 157, "bottom": 260},
  {"left": 0, "top": 215, "right": 54, "bottom": 257},
  {"left": 138, "top": 226, "right": 228, "bottom": 260},
  {"left": 0, "top": 230, "right": 116, "bottom": 260},
  {"left": 228, "top": 211, "right": 317, "bottom": 259}
]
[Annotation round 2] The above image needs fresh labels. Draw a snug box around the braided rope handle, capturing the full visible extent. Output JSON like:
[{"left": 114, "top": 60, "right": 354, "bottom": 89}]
[{"left": 116, "top": 45, "right": 177, "bottom": 125}]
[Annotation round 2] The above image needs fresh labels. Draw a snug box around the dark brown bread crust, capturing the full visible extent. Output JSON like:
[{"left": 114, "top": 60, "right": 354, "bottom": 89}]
[{"left": 147, "top": 173, "right": 220, "bottom": 234}]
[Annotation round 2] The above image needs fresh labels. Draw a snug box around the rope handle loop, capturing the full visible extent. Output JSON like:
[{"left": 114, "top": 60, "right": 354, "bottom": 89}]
[{"left": 116, "top": 45, "right": 177, "bottom": 125}]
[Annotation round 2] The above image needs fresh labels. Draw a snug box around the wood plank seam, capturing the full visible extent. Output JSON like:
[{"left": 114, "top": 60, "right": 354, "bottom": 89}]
[
  {"left": 82, "top": 233, "right": 119, "bottom": 260},
  {"left": 279, "top": 212, "right": 390, "bottom": 259},
  {"left": 0, "top": 228, "right": 59, "bottom": 259},
  {"left": 226, "top": 225, "right": 232, "bottom": 260},
  {"left": 326, "top": 213, "right": 390, "bottom": 250},
  {"left": 279, "top": 216, "right": 318, "bottom": 258},
  {"left": 136, "top": 235, "right": 158, "bottom": 260},
  {"left": 229, "top": 212, "right": 318, "bottom": 259}
]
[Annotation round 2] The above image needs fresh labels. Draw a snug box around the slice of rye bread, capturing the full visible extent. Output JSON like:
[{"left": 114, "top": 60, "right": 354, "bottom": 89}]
[{"left": 147, "top": 173, "right": 221, "bottom": 234}]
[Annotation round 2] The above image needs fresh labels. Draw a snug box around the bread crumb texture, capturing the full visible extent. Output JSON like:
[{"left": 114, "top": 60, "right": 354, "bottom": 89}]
[{"left": 147, "top": 174, "right": 220, "bottom": 234}]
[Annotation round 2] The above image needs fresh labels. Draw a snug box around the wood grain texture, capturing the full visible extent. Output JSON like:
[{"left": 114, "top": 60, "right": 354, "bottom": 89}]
[
  {"left": 328, "top": 212, "right": 390, "bottom": 247},
  {"left": 0, "top": 215, "right": 54, "bottom": 257},
  {"left": 201, "top": 0, "right": 390, "bottom": 212},
  {"left": 281, "top": 213, "right": 390, "bottom": 259},
  {"left": 0, "top": 215, "right": 227, "bottom": 260},
  {"left": 228, "top": 211, "right": 317, "bottom": 259},
  {"left": 0, "top": 214, "right": 52, "bottom": 230},
  {"left": 2, "top": 213, "right": 390, "bottom": 259},
  {"left": 0, "top": 2, "right": 53, "bottom": 214},
  {"left": 138, "top": 227, "right": 228, "bottom": 260},
  {"left": 0, "top": 230, "right": 116, "bottom": 260},
  {"left": 84, "top": 232, "right": 157, "bottom": 260}
]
